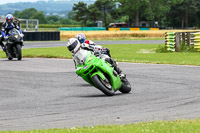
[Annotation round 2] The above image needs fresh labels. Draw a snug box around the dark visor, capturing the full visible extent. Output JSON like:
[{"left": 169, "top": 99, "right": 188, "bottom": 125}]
[{"left": 68, "top": 40, "right": 78, "bottom": 51}]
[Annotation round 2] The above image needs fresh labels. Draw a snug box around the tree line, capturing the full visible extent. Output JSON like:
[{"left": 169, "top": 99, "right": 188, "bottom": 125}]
[
  {"left": 73, "top": 0, "right": 200, "bottom": 28},
  {"left": 13, "top": 8, "right": 80, "bottom": 25},
  {"left": 13, "top": 0, "right": 200, "bottom": 28}
]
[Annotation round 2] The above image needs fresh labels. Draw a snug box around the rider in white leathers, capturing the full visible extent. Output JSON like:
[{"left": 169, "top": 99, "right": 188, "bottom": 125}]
[
  {"left": 66, "top": 38, "right": 125, "bottom": 78},
  {"left": 74, "top": 33, "right": 123, "bottom": 75}
]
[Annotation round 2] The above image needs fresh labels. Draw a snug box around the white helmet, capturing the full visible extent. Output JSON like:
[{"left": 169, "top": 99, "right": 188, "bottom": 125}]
[{"left": 66, "top": 38, "right": 81, "bottom": 54}]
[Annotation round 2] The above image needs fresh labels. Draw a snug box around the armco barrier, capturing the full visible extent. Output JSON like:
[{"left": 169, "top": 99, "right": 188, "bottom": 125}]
[
  {"left": 108, "top": 27, "right": 158, "bottom": 31},
  {"left": 140, "top": 28, "right": 150, "bottom": 30},
  {"left": 130, "top": 28, "right": 140, "bottom": 31},
  {"left": 120, "top": 28, "right": 130, "bottom": 31},
  {"left": 23, "top": 31, "right": 60, "bottom": 41},
  {"left": 108, "top": 28, "right": 120, "bottom": 31},
  {"left": 150, "top": 28, "right": 159, "bottom": 30},
  {"left": 59, "top": 27, "right": 159, "bottom": 31}
]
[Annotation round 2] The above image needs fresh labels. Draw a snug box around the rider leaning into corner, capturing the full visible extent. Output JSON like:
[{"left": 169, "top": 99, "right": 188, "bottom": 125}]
[
  {"left": 75, "top": 33, "right": 111, "bottom": 57},
  {"left": 0, "top": 14, "right": 23, "bottom": 55},
  {"left": 66, "top": 37, "right": 126, "bottom": 79}
]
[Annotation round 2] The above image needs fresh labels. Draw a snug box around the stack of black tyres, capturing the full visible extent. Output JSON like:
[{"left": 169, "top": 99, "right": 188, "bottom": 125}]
[{"left": 23, "top": 31, "right": 60, "bottom": 41}]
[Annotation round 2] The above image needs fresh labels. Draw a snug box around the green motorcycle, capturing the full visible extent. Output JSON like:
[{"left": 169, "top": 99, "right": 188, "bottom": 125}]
[{"left": 75, "top": 49, "right": 131, "bottom": 96}]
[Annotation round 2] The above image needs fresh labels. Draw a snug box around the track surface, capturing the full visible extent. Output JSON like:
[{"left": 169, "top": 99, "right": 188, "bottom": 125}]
[
  {"left": 23, "top": 40, "right": 165, "bottom": 49},
  {"left": 0, "top": 58, "right": 199, "bottom": 131}
]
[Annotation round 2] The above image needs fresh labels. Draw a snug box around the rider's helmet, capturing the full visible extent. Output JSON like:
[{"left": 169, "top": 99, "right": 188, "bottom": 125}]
[
  {"left": 75, "top": 33, "right": 86, "bottom": 43},
  {"left": 66, "top": 38, "right": 81, "bottom": 54},
  {"left": 6, "top": 14, "right": 14, "bottom": 25}
]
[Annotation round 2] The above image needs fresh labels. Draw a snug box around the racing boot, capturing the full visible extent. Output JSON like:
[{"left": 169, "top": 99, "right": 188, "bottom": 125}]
[
  {"left": 114, "top": 64, "right": 126, "bottom": 79},
  {"left": 105, "top": 58, "right": 122, "bottom": 74},
  {"left": 114, "top": 65, "right": 122, "bottom": 74}
]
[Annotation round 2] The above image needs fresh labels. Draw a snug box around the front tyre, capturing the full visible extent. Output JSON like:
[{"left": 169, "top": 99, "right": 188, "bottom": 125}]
[
  {"left": 119, "top": 78, "right": 131, "bottom": 93},
  {"left": 8, "top": 57, "right": 13, "bottom": 60},
  {"left": 91, "top": 75, "right": 115, "bottom": 96},
  {"left": 16, "top": 44, "right": 22, "bottom": 60},
  {"left": 6, "top": 52, "right": 13, "bottom": 60}
]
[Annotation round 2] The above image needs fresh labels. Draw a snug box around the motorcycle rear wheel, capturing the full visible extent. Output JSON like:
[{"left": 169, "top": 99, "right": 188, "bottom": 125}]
[{"left": 91, "top": 75, "right": 115, "bottom": 96}]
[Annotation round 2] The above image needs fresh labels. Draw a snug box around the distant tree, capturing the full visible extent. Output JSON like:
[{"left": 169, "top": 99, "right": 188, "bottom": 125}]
[
  {"left": 60, "top": 18, "right": 81, "bottom": 25},
  {"left": 87, "top": 4, "right": 102, "bottom": 24},
  {"left": 13, "top": 10, "right": 21, "bottom": 18},
  {"left": 47, "top": 16, "right": 59, "bottom": 23},
  {"left": 31, "top": 11, "right": 47, "bottom": 24},
  {"left": 18, "top": 8, "right": 38, "bottom": 19},
  {"left": 67, "top": 11, "right": 75, "bottom": 19},
  {"left": 110, "top": 4, "right": 123, "bottom": 22},
  {"left": 94, "top": 0, "right": 115, "bottom": 27},
  {"left": 167, "top": 0, "right": 197, "bottom": 28},
  {"left": 196, "top": 0, "right": 200, "bottom": 27},
  {"left": 72, "top": 2, "right": 88, "bottom": 26},
  {"left": 117, "top": 0, "right": 147, "bottom": 27},
  {"left": 146, "top": 0, "right": 183, "bottom": 27}
]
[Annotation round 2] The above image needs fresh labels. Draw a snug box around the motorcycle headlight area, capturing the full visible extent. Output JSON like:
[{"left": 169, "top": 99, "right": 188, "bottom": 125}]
[{"left": 14, "top": 35, "right": 19, "bottom": 38}]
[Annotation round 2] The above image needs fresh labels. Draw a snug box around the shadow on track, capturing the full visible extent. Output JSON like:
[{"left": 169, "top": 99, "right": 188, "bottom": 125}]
[
  {"left": 77, "top": 92, "right": 131, "bottom": 98},
  {"left": 0, "top": 59, "right": 26, "bottom": 61}
]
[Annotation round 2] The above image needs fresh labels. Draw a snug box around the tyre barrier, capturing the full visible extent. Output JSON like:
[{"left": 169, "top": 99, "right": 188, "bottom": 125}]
[
  {"left": 165, "top": 32, "right": 176, "bottom": 52},
  {"left": 23, "top": 31, "right": 60, "bottom": 41},
  {"left": 193, "top": 32, "right": 200, "bottom": 51},
  {"left": 164, "top": 32, "right": 199, "bottom": 52},
  {"left": 108, "top": 27, "right": 159, "bottom": 31}
]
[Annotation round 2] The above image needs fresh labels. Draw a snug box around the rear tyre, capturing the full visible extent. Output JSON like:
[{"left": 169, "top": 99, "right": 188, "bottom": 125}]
[
  {"left": 16, "top": 44, "right": 22, "bottom": 60},
  {"left": 119, "top": 78, "right": 131, "bottom": 93},
  {"left": 91, "top": 75, "right": 115, "bottom": 96}
]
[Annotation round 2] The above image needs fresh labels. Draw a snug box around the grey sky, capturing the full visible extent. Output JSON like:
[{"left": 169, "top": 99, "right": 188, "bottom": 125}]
[
  {"left": 0, "top": 0, "right": 94, "bottom": 5},
  {"left": 0, "top": 0, "right": 48, "bottom": 5}
]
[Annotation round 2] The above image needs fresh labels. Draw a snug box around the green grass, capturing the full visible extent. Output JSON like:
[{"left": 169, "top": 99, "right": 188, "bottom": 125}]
[
  {"left": 0, "top": 44, "right": 200, "bottom": 65},
  {"left": 0, "top": 119, "right": 199, "bottom": 133},
  {"left": 105, "top": 44, "right": 200, "bottom": 65}
]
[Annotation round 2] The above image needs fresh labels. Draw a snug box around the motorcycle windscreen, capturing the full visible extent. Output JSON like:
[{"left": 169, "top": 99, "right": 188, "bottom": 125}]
[
  {"left": 9, "top": 29, "right": 20, "bottom": 35},
  {"left": 74, "top": 49, "right": 88, "bottom": 65}
]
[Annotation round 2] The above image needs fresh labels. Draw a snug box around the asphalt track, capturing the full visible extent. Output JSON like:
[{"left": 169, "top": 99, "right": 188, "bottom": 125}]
[
  {"left": 0, "top": 58, "right": 200, "bottom": 131},
  {"left": 23, "top": 40, "right": 165, "bottom": 49}
]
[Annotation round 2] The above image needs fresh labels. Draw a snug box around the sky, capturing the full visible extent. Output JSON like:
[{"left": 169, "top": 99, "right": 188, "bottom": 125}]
[
  {"left": 0, "top": 0, "right": 49, "bottom": 5},
  {"left": 0, "top": 0, "right": 95, "bottom": 5}
]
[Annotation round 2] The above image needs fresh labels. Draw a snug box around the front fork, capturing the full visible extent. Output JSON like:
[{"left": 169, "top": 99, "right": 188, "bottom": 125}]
[{"left": 90, "top": 68, "right": 106, "bottom": 81}]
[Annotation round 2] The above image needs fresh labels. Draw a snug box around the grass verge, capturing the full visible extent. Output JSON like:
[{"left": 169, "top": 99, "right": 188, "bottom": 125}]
[
  {"left": 0, "top": 44, "right": 200, "bottom": 65},
  {"left": 0, "top": 119, "right": 199, "bottom": 133}
]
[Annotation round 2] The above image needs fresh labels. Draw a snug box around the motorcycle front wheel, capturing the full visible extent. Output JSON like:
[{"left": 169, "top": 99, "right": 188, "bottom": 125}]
[
  {"left": 16, "top": 44, "right": 22, "bottom": 60},
  {"left": 119, "top": 78, "right": 131, "bottom": 93},
  {"left": 6, "top": 52, "right": 13, "bottom": 60},
  {"left": 91, "top": 75, "right": 115, "bottom": 96}
]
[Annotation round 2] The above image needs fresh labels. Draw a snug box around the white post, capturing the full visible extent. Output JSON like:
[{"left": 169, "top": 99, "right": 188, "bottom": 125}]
[{"left": 26, "top": 20, "right": 28, "bottom": 31}]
